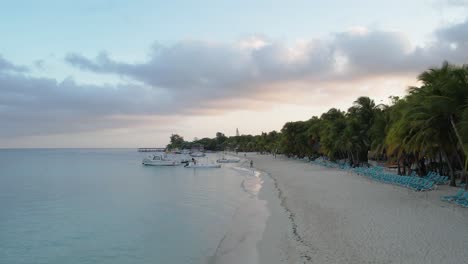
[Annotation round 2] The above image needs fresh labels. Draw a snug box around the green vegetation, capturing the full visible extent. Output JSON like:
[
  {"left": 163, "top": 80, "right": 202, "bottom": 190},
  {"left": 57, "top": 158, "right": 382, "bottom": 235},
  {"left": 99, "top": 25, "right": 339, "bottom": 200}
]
[
  {"left": 166, "top": 134, "right": 185, "bottom": 150},
  {"left": 168, "top": 62, "right": 468, "bottom": 189}
]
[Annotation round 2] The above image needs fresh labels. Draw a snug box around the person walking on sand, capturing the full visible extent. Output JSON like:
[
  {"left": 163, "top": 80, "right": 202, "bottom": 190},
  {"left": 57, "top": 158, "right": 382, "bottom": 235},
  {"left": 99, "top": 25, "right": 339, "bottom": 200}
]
[{"left": 250, "top": 160, "right": 253, "bottom": 168}]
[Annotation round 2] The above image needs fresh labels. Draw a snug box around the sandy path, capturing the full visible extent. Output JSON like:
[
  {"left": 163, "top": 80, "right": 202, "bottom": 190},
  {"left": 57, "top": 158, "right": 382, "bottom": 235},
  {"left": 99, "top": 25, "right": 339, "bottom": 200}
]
[{"left": 250, "top": 154, "right": 468, "bottom": 264}]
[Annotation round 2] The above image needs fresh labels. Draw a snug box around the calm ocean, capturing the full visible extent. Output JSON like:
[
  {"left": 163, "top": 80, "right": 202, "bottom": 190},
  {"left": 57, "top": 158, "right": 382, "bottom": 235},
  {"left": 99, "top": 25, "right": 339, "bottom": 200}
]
[{"left": 0, "top": 149, "right": 256, "bottom": 264}]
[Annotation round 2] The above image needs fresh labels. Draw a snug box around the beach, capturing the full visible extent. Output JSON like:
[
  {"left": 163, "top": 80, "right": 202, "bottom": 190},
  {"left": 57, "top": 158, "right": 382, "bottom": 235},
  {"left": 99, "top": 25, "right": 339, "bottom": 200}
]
[{"left": 246, "top": 154, "right": 468, "bottom": 264}]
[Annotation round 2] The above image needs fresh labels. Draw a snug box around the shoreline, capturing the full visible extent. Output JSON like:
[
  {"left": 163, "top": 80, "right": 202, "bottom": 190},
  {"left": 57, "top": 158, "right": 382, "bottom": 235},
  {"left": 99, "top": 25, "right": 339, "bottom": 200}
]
[
  {"left": 210, "top": 153, "right": 299, "bottom": 264},
  {"left": 256, "top": 166, "right": 302, "bottom": 264},
  {"left": 209, "top": 158, "right": 285, "bottom": 264}
]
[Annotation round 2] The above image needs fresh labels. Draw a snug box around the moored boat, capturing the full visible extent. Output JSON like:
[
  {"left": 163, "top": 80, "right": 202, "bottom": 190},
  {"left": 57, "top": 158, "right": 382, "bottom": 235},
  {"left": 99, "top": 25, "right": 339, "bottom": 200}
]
[
  {"left": 142, "top": 153, "right": 179, "bottom": 166},
  {"left": 216, "top": 158, "right": 240, "bottom": 163}
]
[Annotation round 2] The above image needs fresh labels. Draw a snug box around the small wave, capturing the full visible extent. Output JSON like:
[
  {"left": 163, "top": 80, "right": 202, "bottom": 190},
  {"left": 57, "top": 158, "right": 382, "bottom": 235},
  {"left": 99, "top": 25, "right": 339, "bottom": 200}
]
[
  {"left": 231, "top": 166, "right": 261, "bottom": 178},
  {"left": 231, "top": 167, "right": 264, "bottom": 196}
]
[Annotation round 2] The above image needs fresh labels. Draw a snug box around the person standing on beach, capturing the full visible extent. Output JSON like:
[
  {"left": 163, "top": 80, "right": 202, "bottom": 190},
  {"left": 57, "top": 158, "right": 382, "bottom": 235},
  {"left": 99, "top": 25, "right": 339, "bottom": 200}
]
[{"left": 250, "top": 160, "right": 253, "bottom": 168}]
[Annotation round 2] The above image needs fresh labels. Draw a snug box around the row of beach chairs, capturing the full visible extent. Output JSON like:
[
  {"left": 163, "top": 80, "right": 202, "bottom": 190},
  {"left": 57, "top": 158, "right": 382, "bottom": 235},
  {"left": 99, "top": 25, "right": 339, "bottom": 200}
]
[
  {"left": 423, "top": 171, "right": 449, "bottom": 184},
  {"left": 309, "top": 158, "right": 467, "bottom": 207},
  {"left": 352, "top": 166, "right": 435, "bottom": 191},
  {"left": 311, "top": 160, "right": 435, "bottom": 191},
  {"left": 310, "top": 158, "right": 351, "bottom": 170},
  {"left": 441, "top": 189, "right": 468, "bottom": 207}
]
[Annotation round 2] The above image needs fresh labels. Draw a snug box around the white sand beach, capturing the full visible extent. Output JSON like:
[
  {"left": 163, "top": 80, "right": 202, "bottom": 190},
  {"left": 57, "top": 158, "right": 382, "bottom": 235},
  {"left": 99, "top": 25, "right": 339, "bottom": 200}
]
[{"left": 246, "top": 153, "right": 468, "bottom": 264}]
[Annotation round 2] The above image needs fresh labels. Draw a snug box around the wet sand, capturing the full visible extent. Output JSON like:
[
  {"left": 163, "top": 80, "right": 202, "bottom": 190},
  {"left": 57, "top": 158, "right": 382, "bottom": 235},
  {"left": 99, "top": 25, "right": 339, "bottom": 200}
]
[{"left": 210, "top": 162, "right": 288, "bottom": 264}]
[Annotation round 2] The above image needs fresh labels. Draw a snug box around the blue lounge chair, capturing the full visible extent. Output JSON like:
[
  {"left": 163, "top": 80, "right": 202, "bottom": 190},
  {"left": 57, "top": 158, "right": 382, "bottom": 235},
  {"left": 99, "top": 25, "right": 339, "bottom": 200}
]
[
  {"left": 454, "top": 192, "right": 468, "bottom": 207},
  {"left": 441, "top": 189, "right": 464, "bottom": 202}
]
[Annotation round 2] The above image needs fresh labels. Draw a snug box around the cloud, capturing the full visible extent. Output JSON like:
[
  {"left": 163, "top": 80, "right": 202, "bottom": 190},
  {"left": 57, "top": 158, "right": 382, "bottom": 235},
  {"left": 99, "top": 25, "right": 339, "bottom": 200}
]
[
  {"left": 435, "top": 19, "right": 468, "bottom": 43},
  {"left": 0, "top": 56, "right": 28, "bottom": 73},
  {"left": 34, "top": 59, "right": 45, "bottom": 70},
  {"left": 432, "top": 0, "right": 468, "bottom": 8},
  {"left": 443, "top": 0, "right": 468, "bottom": 7},
  {"left": 0, "top": 72, "right": 174, "bottom": 137},
  {"left": 333, "top": 31, "right": 413, "bottom": 75},
  {"left": 2, "top": 19, "right": 468, "bottom": 140},
  {"left": 65, "top": 39, "right": 337, "bottom": 88},
  {"left": 65, "top": 20, "right": 468, "bottom": 86}
]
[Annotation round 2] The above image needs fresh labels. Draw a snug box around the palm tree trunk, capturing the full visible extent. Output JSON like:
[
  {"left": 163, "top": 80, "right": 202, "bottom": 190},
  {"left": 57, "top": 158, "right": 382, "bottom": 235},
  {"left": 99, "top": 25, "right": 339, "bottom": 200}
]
[
  {"left": 397, "top": 157, "right": 402, "bottom": 175},
  {"left": 438, "top": 151, "right": 443, "bottom": 175},
  {"left": 441, "top": 148, "right": 456, "bottom": 187},
  {"left": 455, "top": 150, "right": 464, "bottom": 169},
  {"left": 402, "top": 159, "right": 406, "bottom": 175},
  {"left": 403, "top": 153, "right": 409, "bottom": 175},
  {"left": 339, "top": 150, "right": 345, "bottom": 160},
  {"left": 450, "top": 115, "right": 467, "bottom": 186},
  {"left": 450, "top": 115, "right": 466, "bottom": 152},
  {"left": 415, "top": 152, "right": 421, "bottom": 176},
  {"left": 454, "top": 151, "right": 465, "bottom": 182},
  {"left": 464, "top": 157, "right": 468, "bottom": 190}
]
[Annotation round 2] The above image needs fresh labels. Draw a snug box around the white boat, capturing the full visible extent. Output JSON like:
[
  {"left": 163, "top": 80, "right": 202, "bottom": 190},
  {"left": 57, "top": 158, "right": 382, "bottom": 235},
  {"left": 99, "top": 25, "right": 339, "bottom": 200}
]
[
  {"left": 184, "top": 162, "right": 221, "bottom": 168},
  {"left": 190, "top": 152, "right": 206, "bottom": 157},
  {"left": 142, "top": 153, "right": 179, "bottom": 166},
  {"left": 216, "top": 158, "right": 240, "bottom": 163}
]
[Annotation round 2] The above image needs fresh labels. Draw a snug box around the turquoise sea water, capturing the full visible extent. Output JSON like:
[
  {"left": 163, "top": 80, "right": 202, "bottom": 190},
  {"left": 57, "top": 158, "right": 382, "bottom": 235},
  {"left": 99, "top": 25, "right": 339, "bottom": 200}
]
[{"left": 0, "top": 149, "right": 254, "bottom": 264}]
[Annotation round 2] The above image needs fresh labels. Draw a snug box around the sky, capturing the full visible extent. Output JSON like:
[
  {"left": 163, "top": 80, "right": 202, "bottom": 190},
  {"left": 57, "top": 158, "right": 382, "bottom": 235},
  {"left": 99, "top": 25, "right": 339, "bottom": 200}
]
[{"left": 1, "top": 0, "right": 468, "bottom": 147}]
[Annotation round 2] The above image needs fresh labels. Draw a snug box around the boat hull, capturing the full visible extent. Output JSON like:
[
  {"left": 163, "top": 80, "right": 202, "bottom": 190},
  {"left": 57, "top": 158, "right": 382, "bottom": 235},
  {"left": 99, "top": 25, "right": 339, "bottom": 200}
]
[{"left": 142, "top": 159, "right": 179, "bottom": 166}]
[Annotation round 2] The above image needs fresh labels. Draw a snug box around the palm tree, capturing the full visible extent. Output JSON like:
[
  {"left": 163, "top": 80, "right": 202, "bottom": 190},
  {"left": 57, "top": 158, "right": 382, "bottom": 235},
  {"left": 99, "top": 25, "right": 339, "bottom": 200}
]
[
  {"left": 347, "top": 96, "right": 377, "bottom": 163},
  {"left": 382, "top": 62, "right": 468, "bottom": 184},
  {"left": 413, "top": 62, "right": 468, "bottom": 186}
]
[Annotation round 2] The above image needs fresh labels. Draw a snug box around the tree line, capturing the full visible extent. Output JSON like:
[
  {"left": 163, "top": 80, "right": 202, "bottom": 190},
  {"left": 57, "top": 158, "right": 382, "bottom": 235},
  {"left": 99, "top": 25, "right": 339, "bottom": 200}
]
[{"left": 167, "top": 62, "right": 468, "bottom": 188}]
